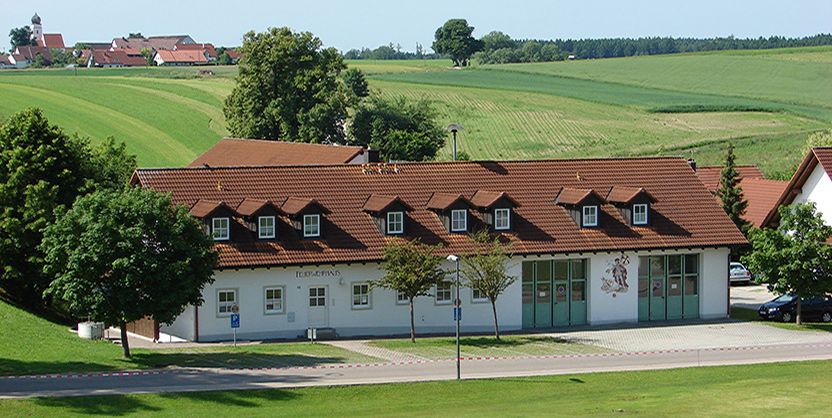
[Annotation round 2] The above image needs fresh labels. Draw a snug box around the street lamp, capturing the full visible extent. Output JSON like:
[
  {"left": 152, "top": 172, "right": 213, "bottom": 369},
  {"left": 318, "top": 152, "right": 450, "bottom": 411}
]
[
  {"left": 444, "top": 124, "right": 464, "bottom": 162},
  {"left": 446, "top": 254, "right": 461, "bottom": 380}
]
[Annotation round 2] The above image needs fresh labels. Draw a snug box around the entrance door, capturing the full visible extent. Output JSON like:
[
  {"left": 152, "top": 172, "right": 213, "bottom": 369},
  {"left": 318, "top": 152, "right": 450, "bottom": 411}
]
[
  {"left": 308, "top": 286, "right": 328, "bottom": 327},
  {"left": 534, "top": 261, "right": 553, "bottom": 328},
  {"left": 569, "top": 260, "right": 587, "bottom": 325},
  {"left": 649, "top": 257, "right": 666, "bottom": 320},
  {"left": 552, "top": 261, "right": 570, "bottom": 326},
  {"left": 521, "top": 262, "right": 535, "bottom": 328},
  {"left": 666, "top": 255, "right": 683, "bottom": 319},
  {"left": 522, "top": 259, "right": 587, "bottom": 328}
]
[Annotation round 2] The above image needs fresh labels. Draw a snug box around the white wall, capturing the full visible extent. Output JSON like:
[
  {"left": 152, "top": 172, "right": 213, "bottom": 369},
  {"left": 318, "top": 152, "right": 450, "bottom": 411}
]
[
  {"left": 699, "top": 248, "right": 730, "bottom": 319},
  {"left": 588, "top": 253, "right": 639, "bottom": 325},
  {"left": 794, "top": 164, "right": 832, "bottom": 227}
]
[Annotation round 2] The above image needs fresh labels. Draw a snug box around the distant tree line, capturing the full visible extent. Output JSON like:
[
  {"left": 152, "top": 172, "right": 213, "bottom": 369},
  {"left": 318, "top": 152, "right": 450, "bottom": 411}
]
[
  {"left": 476, "top": 32, "right": 832, "bottom": 64},
  {"left": 343, "top": 43, "right": 444, "bottom": 60}
]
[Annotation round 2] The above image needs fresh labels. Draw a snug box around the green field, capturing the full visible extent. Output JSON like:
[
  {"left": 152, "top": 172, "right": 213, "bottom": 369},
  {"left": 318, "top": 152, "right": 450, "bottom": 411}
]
[
  {"left": 2, "top": 360, "right": 831, "bottom": 417},
  {"left": 1, "top": 47, "right": 830, "bottom": 174}
]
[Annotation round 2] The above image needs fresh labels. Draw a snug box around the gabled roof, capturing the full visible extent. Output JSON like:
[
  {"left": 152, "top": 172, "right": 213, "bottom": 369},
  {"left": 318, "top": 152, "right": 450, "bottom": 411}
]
[
  {"left": 155, "top": 49, "right": 208, "bottom": 64},
  {"left": 696, "top": 165, "right": 765, "bottom": 192},
  {"left": 113, "top": 35, "right": 193, "bottom": 51},
  {"left": 281, "top": 197, "right": 331, "bottom": 216},
  {"left": 741, "top": 178, "right": 790, "bottom": 228},
  {"left": 236, "top": 198, "right": 285, "bottom": 217},
  {"left": 763, "top": 147, "right": 832, "bottom": 227},
  {"left": 362, "top": 195, "right": 414, "bottom": 213},
  {"left": 554, "top": 188, "right": 606, "bottom": 206},
  {"left": 189, "top": 138, "right": 367, "bottom": 167},
  {"left": 133, "top": 158, "right": 747, "bottom": 268},
  {"left": 426, "top": 193, "right": 474, "bottom": 211},
  {"left": 470, "top": 190, "right": 519, "bottom": 209},
  {"left": 39, "top": 34, "right": 65, "bottom": 49},
  {"left": 89, "top": 49, "right": 146, "bottom": 67},
  {"left": 189, "top": 200, "right": 239, "bottom": 218},
  {"left": 175, "top": 43, "right": 217, "bottom": 58},
  {"left": 606, "top": 186, "right": 656, "bottom": 204},
  {"left": 13, "top": 45, "right": 51, "bottom": 61}
]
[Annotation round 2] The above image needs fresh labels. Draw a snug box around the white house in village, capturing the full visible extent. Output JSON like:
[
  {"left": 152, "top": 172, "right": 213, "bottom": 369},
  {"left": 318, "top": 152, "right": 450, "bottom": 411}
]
[
  {"left": 764, "top": 147, "right": 832, "bottom": 229},
  {"left": 131, "top": 157, "right": 746, "bottom": 342}
]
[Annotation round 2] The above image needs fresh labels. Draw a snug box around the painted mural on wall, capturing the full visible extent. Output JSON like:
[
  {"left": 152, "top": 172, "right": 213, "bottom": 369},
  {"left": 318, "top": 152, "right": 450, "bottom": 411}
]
[{"left": 600, "top": 254, "right": 630, "bottom": 296}]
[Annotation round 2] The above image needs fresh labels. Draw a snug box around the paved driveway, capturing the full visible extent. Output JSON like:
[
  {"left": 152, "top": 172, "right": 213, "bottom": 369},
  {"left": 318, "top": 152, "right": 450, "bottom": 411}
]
[{"left": 731, "top": 283, "right": 776, "bottom": 310}]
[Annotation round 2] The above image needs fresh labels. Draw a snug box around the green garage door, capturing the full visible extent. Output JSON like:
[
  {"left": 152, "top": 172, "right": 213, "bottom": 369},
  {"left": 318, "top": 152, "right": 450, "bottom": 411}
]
[
  {"left": 638, "top": 254, "right": 699, "bottom": 322},
  {"left": 523, "top": 259, "right": 587, "bottom": 328}
]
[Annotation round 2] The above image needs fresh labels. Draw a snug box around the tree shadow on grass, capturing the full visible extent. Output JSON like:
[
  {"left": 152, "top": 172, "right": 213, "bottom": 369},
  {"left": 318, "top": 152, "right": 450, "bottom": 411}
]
[
  {"left": 157, "top": 388, "right": 300, "bottom": 407},
  {"left": 32, "top": 395, "right": 162, "bottom": 416},
  {"left": 0, "top": 358, "right": 131, "bottom": 377},
  {"left": 126, "top": 352, "right": 351, "bottom": 369},
  {"left": 459, "top": 336, "right": 569, "bottom": 349}
]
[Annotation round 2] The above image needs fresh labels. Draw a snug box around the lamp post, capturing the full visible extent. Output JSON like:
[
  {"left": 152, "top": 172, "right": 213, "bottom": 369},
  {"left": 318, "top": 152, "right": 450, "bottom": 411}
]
[
  {"left": 444, "top": 124, "right": 464, "bottom": 161},
  {"left": 446, "top": 254, "right": 461, "bottom": 380}
]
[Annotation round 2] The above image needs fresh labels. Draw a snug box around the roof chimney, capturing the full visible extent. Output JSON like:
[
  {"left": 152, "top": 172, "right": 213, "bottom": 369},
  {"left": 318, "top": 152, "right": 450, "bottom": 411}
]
[
  {"left": 364, "top": 148, "right": 380, "bottom": 163},
  {"left": 687, "top": 158, "right": 697, "bottom": 171}
]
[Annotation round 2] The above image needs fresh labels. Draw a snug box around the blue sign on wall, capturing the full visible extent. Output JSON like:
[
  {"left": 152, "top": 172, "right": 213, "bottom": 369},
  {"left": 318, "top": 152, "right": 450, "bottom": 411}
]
[{"left": 230, "top": 314, "right": 240, "bottom": 328}]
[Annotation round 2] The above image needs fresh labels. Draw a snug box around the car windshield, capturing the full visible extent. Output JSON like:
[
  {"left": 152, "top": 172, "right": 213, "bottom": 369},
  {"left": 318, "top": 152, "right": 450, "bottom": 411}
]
[{"left": 773, "top": 294, "right": 796, "bottom": 303}]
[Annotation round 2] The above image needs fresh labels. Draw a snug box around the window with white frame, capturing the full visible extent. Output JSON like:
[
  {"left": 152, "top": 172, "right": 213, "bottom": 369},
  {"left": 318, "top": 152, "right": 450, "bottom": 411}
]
[
  {"left": 387, "top": 211, "right": 404, "bottom": 235},
  {"left": 451, "top": 209, "right": 467, "bottom": 232},
  {"left": 436, "top": 281, "right": 453, "bottom": 304},
  {"left": 494, "top": 208, "right": 511, "bottom": 230},
  {"left": 212, "top": 217, "right": 230, "bottom": 241},
  {"left": 264, "top": 287, "right": 284, "bottom": 314},
  {"left": 472, "top": 288, "right": 488, "bottom": 303},
  {"left": 217, "top": 289, "right": 236, "bottom": 316},
  {"left": 633, "top": 204, "right": 648, "bottom": 225},
  {"left": 396, "top": 290, "right": 408, "bottom": 305},
  {"left": 352, "top": 283, "right": 371, "bottom": 309},
  {"left": 259, "top": 216, "right": 276, "bottom": 239},
  {"left": 303, "top": 214, "right": 320, "bottom": 237},
  {"left": 582, "top": 206, "right": 598, "bottom": 227}
]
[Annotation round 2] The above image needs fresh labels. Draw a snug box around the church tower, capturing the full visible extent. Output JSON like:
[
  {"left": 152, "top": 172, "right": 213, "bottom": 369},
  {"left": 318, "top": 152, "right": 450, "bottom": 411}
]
[{"left": 30, "top": 13, "right": 42, "bottom": 44}]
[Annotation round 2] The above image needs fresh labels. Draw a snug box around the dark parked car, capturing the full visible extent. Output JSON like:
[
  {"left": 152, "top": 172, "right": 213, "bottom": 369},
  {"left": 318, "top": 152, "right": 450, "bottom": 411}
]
[{"left": 758, "top": 294, "right": 832, "bottom": 323}]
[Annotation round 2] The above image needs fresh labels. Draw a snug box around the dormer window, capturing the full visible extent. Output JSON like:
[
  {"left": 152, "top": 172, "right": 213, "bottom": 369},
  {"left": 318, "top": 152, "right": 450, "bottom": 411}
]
[
  {"left": 451, "top": 209, "right": 468, "bottom": 232},
  {"left": 387, "top": 211, "right": 404, "bottom": 234},
  {"left": 303, "top": 214, "right": 320, "bottom": 237},
  {"left": 362, "top": 194, "right": 413, "bottom": 236},
  {"left": 212, "top": 217, "right": 230, "bottom": 240},
  {"left": 494, "top": 208, "right": 511, "bottom": 230},
  {"left": 606, "top": 186, "right": 656, "bottom": 227},
  {"left": 633, "top": 204, "right": 648, "bottom": 225},
  {"left": 259, "top": 216, "right": 276, "bottom": 239},
  {"left": 282, "top": 197, "right": 330, "bottom": 239},
  {"left": 554, "top": 188, "right": 606, "bottom": 229},
  {"left": 471, "top": 190, "right": 519, "bottom": 232},
  {"left": 582, "top": 206, "right": 598, "bottom": 227}
]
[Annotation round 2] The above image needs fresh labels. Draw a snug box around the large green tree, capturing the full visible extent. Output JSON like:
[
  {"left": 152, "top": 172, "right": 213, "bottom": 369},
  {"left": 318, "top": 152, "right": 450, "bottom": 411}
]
[
  {"left": 348, "top": 95, "right": 445, "bottom": 161},
  {"left": 43, "top": 187, "right": 218, "bottom": 358},
  {"left": 224, "top": 27, "right": 350, "bottom": 143},
  {"left": 0, "top": 109, "right": 136, "bottom": 308},
  {"left": 742, "top": 203, "right": 832, "bottom": 325},
  {"left": 9, "top": 26, "right": 35, "bottom": 50},
  {"left": 432, "top": 19, "right": 482, "bottom": 67},
  {"left": 715, "top": 143, "right": 749, "bottom": 234},
  {"left": 460, "top": 231, "right": 517, "bottom": 340},
  {"left": 371, "top": 239, "right": 446, "bottom": 342},
  {"left": 342, "top": 68, "right": 369, "bottom": 100}
]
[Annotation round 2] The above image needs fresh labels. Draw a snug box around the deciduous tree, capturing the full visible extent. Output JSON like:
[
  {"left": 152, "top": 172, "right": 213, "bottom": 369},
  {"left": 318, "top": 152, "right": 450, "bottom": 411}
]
[
  {"left": 9, "top": 27, "right": 35, "bottom": 50},
  {"left": 224, "top": 27, "right": 350, "bottom": 143},
  {"left": 460, "top": 231, "right": 517, "bottom": 340},
  {"left": 371, "top": 239, "right": 446, "bottom": 342},
  {"left": 43, "top": 187, "right": 218, "bottom": 358},
  {"left": 742, "top": 203, "right": 832, "bottom": 325},
  {"left": 342, "top": 68, "right": 369, "bottom": 100},
  {"left": 432, "top": 19, "right": 482, "bottom": 67},
  {"left": 139, "top": 48, "right": 154, "bottom": 66},
  {"left": 348, "top": 95, "right": 444, "bottom": 161}
]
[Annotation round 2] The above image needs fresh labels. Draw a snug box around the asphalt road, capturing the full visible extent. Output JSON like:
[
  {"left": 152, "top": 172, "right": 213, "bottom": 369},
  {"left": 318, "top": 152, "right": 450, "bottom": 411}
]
[{"left": 3, "top": 342, "right": 832, "bottom": 399}]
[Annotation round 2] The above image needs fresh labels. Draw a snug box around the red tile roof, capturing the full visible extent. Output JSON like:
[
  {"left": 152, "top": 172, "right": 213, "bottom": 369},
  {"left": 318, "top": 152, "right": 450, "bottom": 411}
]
[
  {"left": 426, "top": 193, "right": 473, "bottom": 211},
  {"left": 89, "top": 49, "right": 146, "bottom": 67},
  {"left": 13, "top": 45, "right": 52, "bottom": 62},
  {"left": 236, "top": 198, "right": 284, "bottom": 217},
  {"left": 606, "top": 186, "right": 656, "bottom": 204},
  {"left": 362, "top": 195, "right": 414, "bottom": 212},
  {"left": 281, "top": 197, "right": 330, "bottom": 216},
  {"left": 40, "top": 34, "right": 65, "bottom": 49},
  {"left": 133, "top": 157, "right": 747, "bottom": 268},
  {"left": 470, "top": 190, "right": 519, "bottom": 209},
  {"left": 175, "top": 43, "right": 217, "bottom": 58},
  {"left": 740, "top": 178, "right": 790, "bottom": 228},
  {"left": 189, "top": 200, "right": 238, "bottom": 218},
  {"left": 763, "top": 147, "right": 832, "bottom": 227},
  {"left": 696, "top": 165, "right": 764, "bottom": 192},
  {"left": 155, "top": 49, "right": 209, "bottom": 64},
  {"left": 189, "top": 138, "right": 367, "bottom": 167},
  {"left": 554, "top": 188, "right": 605, "bottom": 206}
]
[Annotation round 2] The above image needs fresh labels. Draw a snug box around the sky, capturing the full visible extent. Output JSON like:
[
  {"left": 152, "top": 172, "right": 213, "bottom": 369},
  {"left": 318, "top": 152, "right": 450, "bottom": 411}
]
[{"left": 4, "top": 0, "right": 831, "bottom": 53}]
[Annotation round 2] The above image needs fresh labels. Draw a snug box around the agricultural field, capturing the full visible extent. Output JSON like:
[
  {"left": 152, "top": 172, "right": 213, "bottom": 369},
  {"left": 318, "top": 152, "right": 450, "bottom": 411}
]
[{"left": 0, "top": 47, "right": 829, "bottom": 175}]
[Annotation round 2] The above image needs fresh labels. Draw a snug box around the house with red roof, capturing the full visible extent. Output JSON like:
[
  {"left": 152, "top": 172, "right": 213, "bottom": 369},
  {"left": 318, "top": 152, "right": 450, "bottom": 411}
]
[
  {"left": 189, "top": 138, "right": 375, "bottom": 167},
  {"left": 86, "top": 49, "right": 147, "bottom": 68},
  {"left": 763, "top": 147, "right": 832, "bottom": 230},
  {"left": 153, "top": 49, "right": 209, "bottom": 66},
  {"left": 695, "top": 165, "right": 788, "bottom": 228},
  {"left": 175, "top": 43, "right": 218, "bottom": 61},
  {"left": 132, "top": 156, "right": 746, "bottom": 341}
]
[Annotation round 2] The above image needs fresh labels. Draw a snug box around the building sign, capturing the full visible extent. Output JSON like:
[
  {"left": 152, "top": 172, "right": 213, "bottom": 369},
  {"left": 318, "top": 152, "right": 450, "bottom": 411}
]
[
  {"left": 601, "top": 254, "right": 630, "bottom": 296},
  {"left": 296, "top": 269, "right": 342, "bottom": 278}
]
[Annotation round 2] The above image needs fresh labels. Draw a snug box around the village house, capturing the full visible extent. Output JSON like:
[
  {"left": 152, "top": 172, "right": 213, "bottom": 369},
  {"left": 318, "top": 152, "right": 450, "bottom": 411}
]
[
  {"left": 763, "top": 147, "right": 832, "bottom": 230},
  {"left": 132, "top": 157, "right": 746, "bottom": 342},
  {"left": 153, "top": 49, "right": 209, "bottom": 66},
  {"left": 695, "top": 165, "right": 788, "bottom": 228}
]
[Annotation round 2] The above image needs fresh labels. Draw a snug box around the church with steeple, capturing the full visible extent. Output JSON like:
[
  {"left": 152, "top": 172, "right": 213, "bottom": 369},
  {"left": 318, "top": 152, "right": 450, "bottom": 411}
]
[{"left": 29, "top": 13, "right": 65, "bottom": 49}]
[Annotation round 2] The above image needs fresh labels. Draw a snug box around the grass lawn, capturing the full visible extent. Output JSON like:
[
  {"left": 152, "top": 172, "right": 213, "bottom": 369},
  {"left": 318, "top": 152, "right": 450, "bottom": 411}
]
[
  {"left": 730, "top": 306, "right": 832, "bottom": 333},
  {"left": 2, "top": 360, "right": 831, "bottom": 417},
  {"left": 0, "top": 299, "right": 378, "bottom": 376},
  {"left": 369, "top": 335, "right": 611, "bottom": 360}
]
